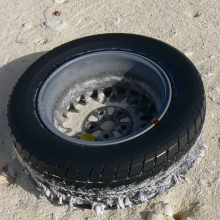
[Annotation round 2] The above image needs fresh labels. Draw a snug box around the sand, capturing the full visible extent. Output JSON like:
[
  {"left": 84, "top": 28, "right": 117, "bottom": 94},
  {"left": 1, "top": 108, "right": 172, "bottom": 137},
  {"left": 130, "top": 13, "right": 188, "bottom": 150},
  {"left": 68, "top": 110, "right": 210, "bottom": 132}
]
[{"left": 0, "top": 0, "right": 220, "bottom": 219}]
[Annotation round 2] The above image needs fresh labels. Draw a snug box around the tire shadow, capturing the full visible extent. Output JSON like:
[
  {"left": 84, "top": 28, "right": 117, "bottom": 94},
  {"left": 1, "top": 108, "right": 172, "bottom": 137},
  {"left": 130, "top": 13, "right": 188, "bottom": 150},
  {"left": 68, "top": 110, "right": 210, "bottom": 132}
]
[{"left": 0, "top": 52, "right": 46, "bottom": 198}]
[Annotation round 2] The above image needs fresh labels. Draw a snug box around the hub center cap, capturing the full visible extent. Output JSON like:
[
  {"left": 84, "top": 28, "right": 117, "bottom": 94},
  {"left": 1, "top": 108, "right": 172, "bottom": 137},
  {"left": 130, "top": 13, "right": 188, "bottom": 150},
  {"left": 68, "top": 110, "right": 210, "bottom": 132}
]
[{"left": 82, "top": 106, "right": 133, "bottom": 141}]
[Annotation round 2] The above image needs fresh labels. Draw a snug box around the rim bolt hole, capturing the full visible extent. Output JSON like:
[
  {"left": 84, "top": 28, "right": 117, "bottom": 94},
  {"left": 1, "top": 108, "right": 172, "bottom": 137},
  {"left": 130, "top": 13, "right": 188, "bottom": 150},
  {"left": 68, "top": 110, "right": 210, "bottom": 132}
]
[
  {"left": 103, "top": 134, "right": 109, "bottom": 139},
  {"left": 121, "top": 125, "right": 127, "bottom": 130},
  {"left": 98, "top": 111, "right": 104, "bottom": 115},
  {"left": 90, "top": 124, "right": 95, "bottom": 129},
  {"left": 103, "top": 87, "right": 112, "bottom": 98},
  {"left": 117, "top": 111, "right": 122, "bottom": 115}
]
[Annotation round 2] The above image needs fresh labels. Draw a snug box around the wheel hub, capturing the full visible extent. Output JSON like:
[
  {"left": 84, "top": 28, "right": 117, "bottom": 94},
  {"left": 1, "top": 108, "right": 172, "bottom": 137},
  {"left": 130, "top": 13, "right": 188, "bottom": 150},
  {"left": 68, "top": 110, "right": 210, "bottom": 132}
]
[{"left": 83, "top": 106, "right": 133, "bottom": 141}]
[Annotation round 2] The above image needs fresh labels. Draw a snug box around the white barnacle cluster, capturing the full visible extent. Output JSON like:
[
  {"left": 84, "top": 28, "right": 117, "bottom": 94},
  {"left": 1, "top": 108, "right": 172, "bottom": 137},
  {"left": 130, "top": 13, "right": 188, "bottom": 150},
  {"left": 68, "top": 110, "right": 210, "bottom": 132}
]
[
  {"left": 37, "top": 183, "right": 79, "bottom": 210},
  {"left": 117, "top": 197, "right": 133, "bottom": 209},
  {"left": 117, "top": 197, "right": 125, "bottom": 209},
  {"left": 58, "top": 194, "right": 63, "bottom": 205},
  {"left": 36, "top": 183, "right": 58, "bottom": 202},
  {"left": 138, "top": 191, "right": 148, "bottom": 202},
  {"left": 173, "top": 174, "right": 185, "bottom": 184},
  {"left": 105, "top": 198, "right": 113, "bottom": 207},
  {"left": 92, "top": 202, "right": 106, "bottom": 216},
  {"left": 124, "top": 197, "right": 133, "bottom": 208},
  {"left": 91, "top": 197, "right": 133, "bottom": 216},
  {"left": 69, "top": 196, "right": 77, "bottom": 210},
  {"left": 30, "top": 134, "right": 203, "bottom": 215}
]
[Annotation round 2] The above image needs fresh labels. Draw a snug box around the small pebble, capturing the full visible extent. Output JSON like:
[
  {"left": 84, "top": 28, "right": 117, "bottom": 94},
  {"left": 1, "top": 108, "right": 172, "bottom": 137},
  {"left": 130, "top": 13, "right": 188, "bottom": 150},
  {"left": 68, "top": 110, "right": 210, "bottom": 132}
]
[
  {"left": 169, "top": 29, "right": 177, "bottom": 37},
  {"left": 209, "top": 55, "right": 215, "bottom": 59},
  {"left": 19, "top": 199, "right": 26, "bottom": 206},
  {"left": 202, "top": 143, "right": 208, "bottom": 150},
  {"left": 206, "top": 169, "right": 214, "bottom": 175},
  {"left": 163, "top": 203, "right": 173, "bottom": 216},
  {"left": 44, "top": 19, "right": 66, "bottom": 30},
  {"left": 113, "top": 16, "right": 120, "bottom": 25},
  {"left": 183, "top": 50, "right": 193, "bottom": 57},
  {"left": 212, "top": 87, "right": 220, "bottom": 92},
  {"left": 198, "top": 179, "right": 206, "bottom": 187},
  {"left": 210, "top": 161, "right": 216, "bottom": 166},
  {"left": 52, "top": 213, "right": 57, "bottom": 220},
  {"left": 201, "top": 72, "right": 214, "bottom": 77},
  {"left": 193, "top": 11, "right": 201, "bottom": 18},
  {"left": 22, "top": 22, "right": 33, "bottom": 29},
  {"left": 206, "top": 112, "right": 213, "bottom": 117},
  {"left": 199, "top": 150, "right": 205, "bottom": 157},
  {"left": 208, "top": 96, "right": 215, "bottom": 101},
  {"left": 16, "top": 38, "right": 28, "bottom": 43},
  {"left": 53, "top": 11, "right": 61, "bottom": 16},
  {"left": 194, "top": 157, "right": 201, "bottom": 164},
  {"left": 54, "top": 0, "right": 65, "bottom": 3}
]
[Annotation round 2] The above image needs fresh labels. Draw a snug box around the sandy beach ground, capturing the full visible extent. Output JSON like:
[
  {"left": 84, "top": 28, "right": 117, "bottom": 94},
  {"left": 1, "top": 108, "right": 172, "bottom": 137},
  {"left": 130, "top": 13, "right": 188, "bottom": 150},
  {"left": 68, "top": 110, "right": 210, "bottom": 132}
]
[{"left": 0, "top": 0, "right": 220, "bottom": 219}]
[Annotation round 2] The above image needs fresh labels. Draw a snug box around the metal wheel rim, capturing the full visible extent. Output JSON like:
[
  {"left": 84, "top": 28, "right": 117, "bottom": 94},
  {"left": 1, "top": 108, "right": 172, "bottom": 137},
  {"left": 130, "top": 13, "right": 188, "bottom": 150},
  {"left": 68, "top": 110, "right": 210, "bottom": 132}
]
[{"left": 38, "top": 51, "right": 172, "bottom": 146}]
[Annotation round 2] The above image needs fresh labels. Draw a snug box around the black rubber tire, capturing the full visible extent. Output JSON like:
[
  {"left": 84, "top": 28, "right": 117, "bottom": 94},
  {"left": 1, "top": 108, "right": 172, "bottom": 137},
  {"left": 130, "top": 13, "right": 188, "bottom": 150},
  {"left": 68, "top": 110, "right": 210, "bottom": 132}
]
[{"left": 7, "top": 34, "right": 205, "bottom": 190}]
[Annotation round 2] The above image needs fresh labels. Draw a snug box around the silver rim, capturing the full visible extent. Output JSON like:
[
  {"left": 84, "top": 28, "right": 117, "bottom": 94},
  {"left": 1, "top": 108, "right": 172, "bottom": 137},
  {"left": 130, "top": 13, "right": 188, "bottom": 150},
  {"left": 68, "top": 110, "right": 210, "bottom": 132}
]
[{"left": 38, "top": 51, "right": 172, "bottom": 146}]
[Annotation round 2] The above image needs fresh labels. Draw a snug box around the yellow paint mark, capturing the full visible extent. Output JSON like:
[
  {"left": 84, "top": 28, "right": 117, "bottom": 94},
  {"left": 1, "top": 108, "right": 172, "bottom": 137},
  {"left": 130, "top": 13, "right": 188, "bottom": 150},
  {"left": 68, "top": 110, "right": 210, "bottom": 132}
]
[{"left": 81, "top": 132, "right": 95, "bottom": 141}]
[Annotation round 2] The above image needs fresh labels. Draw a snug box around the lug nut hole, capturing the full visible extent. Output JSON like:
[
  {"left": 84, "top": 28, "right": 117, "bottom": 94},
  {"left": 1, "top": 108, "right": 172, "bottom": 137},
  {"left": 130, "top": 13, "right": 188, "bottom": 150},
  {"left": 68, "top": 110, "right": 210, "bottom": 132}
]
[
  {"left": 103, "top": 134, "right": 109, "bottom": 139},
  {"left": 121, "top": 125, "right": 127, "bottom": 130},
  {"left": 90, "top": 124, "right": 95, "bottom": 129},
  {"left": 98, "top": 111, "right": 104, "bottom": 115}
]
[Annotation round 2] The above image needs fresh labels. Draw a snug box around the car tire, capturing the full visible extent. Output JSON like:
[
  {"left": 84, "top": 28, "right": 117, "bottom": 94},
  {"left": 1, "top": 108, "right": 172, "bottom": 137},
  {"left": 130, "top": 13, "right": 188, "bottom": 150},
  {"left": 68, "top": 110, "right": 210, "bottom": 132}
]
[{"left": 7, "top": 33, "right": 205, "bottom": 208}]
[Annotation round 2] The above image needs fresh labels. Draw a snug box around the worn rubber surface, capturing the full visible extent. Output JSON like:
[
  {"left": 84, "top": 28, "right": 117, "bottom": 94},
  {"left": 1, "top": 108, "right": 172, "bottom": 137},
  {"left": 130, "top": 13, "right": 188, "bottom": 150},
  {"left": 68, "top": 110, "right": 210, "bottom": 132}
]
[{"left": 7, "top": 34, "right": 205, "bottom": 190}]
